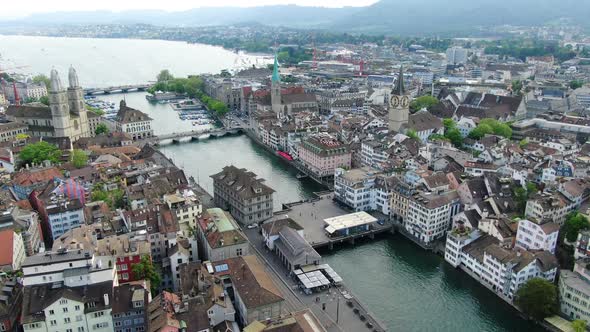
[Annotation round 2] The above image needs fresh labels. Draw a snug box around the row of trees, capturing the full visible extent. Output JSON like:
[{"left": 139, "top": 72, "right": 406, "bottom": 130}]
[
  {"left": 482, "top": 39, "right": 577, "bottom": 62},
  {"left": 149, "top": 70, "right": 229, "bottom": 116}
]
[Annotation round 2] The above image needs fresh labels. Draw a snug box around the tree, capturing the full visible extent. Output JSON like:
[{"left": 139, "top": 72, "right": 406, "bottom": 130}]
[
  {"left": 563, "top": 212, "right": 590, "bottom": 243},
  {"left": 515, "top": 278, "right": 558, "bottom": 320},
  {"left": 39, "top": 95, "right": 49, "bottom": 106},
  {"left": 19, "top": 141, "right": 61, "bottom": 166},
  {"left": 572, "top": 319, "right": 587, "bottom": 332},
  {"left": 469, "top": 124, "right": 494, "bottom": 140},
  {"left": 570, "top": 80, "right": 584, "bottom": 90},
  {"left": 406, "top": 129, "right": 419, "bottom": 140},
  {"left": 410, "top": 96, "right": 439, "bottom": 112},
  {"left": 443, "top": 118, "right": 456, "bottom": 131},
  {"left": 95, "top": 123, "right": 109, "bottom": 135},
  {"left": 220, "top": 69, "right": 231, "bottom": 78},
  {"left": 511, "top": 80, "right": 523, "bottom": 96},
  {"left": 156, "top": 69, "right": 174, "bottom": 83},
  {"left": 445, "top": 128, "right": 463, "bottom": 148},
  {"left": 513, "top": 181, "right": 538, "bottom": 216},
  {"left": 71, "top": 149, "right": 88, "bottom": 169},
  {"left": 132, "top": 255, "right": 161, "bottom": 294},
  {"left": 32, "top": 74, "right": 51, "bottom": 89},
  {"left": 86, "top": 105, "right": 104, "bottom": 116}
]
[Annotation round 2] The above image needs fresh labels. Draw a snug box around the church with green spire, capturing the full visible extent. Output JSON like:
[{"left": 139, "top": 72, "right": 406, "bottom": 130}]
[{"left": 271, "top": 53, "right": 282, "bottom": 114}]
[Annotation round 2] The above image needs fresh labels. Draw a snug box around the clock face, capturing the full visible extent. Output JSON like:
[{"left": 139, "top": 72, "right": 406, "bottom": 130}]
[
  {"left": 400, "top": 96, "right": 410, "bottom": 108},
  {"left": 390, "top": 95, "right": 400, "bottom": 108}
]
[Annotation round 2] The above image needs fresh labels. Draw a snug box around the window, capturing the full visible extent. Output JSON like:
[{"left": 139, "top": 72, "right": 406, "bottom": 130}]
[
  {"left": 94, "top": 311, "right": 105, "bottom": 318},
  {"left": 60, "top": 299, "right": 67, "bottom": 305},
  {"left": 236, "top": 248, "right": 243, "bottom": 256},
  {"left": 63, "top": 307, "right": 69, "bottom": 313},
  {"left": 49, "top": 309, "right": 55, "bottom": 315},
  {"left": 64, "top": 317, "right": 71, "bottom": 323},
  {"left": 50, "top": 320, "right": 57, "bottom": 326},
  {"left": 75, "top": 305, "right": 81, "bottom": 311},
  {"left": 76, "top": 315, "right": 83, "bottom": 321},
  {"left": 78, "top": 328, "right": 85, "bottom": 332},
  {"left": 66, "top": 329, "right": 73, "bottom": 332}
]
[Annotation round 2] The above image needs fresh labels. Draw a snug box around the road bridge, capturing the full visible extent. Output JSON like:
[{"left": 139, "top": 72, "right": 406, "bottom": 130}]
[
  {"left": 84, "top": 84, "right": 152, "bottom": 95},
  {"left": 140, "top": 127, "right": 244, "bottom": 145}
]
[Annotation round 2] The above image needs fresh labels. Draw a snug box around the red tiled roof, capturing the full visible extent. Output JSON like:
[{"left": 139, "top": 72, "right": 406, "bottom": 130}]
[
  {"left": 12, "top": 168, "right": 62, "bottom": 186},
  {"left": 0, "top": 230, "right": 14, "bottom": 267}
]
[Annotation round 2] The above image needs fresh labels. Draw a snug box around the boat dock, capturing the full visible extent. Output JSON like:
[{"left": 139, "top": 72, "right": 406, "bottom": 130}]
[{"left": 276, "top": 193, "right": 393, "bottom": 250}]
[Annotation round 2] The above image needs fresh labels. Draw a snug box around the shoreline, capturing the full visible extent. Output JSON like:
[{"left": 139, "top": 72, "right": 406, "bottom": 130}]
[{"left": 0, "top": 33, "right": 274, "bottom": 59}]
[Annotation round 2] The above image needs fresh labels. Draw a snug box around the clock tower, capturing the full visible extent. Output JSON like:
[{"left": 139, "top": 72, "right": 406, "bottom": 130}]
[{"left": 388, "top": 65, "right": 410, "bottom": 132}]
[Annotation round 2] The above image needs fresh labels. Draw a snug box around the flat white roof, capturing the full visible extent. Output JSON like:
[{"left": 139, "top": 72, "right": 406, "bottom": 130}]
[{"left": 324, "top": 211, "right": 377, "bottom": 232}]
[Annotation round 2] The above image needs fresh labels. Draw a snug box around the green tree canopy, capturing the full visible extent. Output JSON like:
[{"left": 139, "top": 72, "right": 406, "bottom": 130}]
[
  {"left": 410, "top": 95, "right": 439, "bottom": 112},
  {"left": 95, "top": 123, "right": 109, "bottom": 135},
  {"left": 32, "top": 74, "right": 51, "bottom": 89},
  {"left": 156, "top": 69, "right": 174, "bottom": 83},
  {"left": 563, "top": 212, "right": 590, "bottom": 243},
  {"left": 469, "top": 119, "right": 512, "bottom": 139},
  {"left": 39, "top": 95, "right": 49, "bottom": 106},
  {"left": 572, "top": 319, "right": 587, "bottom": 332},
  {"left": 515, "top": 278, "right": 558, "bottom": 320},
  {"left": 132, "top": 255, "right": 161, "bottom": 294},
  {"left": 19, "top": 141, "right": 61, "bottom": 166},
  {"left": 511, "top": 80, "right": 523, "bottom": 96},
  {"left": 71, "top": 149, "right": 88, "bottom": 169},
  {"left": 445, "top": 128, "right": 463, "bottom": 148},
  {"left": 406, "top": 129, "right": 419, "bottom": 140},
  {"left": 570, "top": 80, "right": 584, "bottom": 90}
]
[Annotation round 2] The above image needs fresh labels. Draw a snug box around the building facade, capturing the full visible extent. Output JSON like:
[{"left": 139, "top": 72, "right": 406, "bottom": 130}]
[{"left": 211, "top": 166, "right": 275, "bottom": 225}]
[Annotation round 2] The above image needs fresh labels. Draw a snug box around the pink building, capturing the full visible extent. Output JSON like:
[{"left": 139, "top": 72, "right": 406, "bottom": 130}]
[{"left": 298, "top": 134, "right": 351, "bottom": 178}]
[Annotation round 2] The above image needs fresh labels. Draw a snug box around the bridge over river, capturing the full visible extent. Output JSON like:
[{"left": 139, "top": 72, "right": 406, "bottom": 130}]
[
  {"left": 84, "top": 84, "right": 152, "bottom": 95},
  {"left": 140, "top": 127, "right": 244, "bottom": 146}
]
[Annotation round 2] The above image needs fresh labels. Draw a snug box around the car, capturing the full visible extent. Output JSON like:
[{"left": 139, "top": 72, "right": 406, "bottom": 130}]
[{"left": 247, "top": 223, "right": 259, "bottom": 229}]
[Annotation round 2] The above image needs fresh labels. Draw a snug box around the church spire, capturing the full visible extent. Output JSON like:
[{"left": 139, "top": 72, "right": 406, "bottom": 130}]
[
  {"left": 272, "top": 53, "right": 280, "bottom": 83},
  {"left": 50, "top": 69, "right": 63, "bottom": 92},
  {"left": 393, "top": 65, "right": 405, "bottom": 96},
  {"left": 68, "top": 66, "right": 80, "bottom": 88}
]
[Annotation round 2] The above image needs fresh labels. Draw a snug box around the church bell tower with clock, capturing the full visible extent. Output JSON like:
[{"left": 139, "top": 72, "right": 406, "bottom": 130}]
[{"left": 388, "top": 65, "right": 410, "bottom": 132}]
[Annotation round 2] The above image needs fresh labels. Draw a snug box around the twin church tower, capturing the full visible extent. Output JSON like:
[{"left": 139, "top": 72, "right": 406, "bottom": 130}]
[{"left": 48, "top": 67, "right": 90, "bottom": 140}]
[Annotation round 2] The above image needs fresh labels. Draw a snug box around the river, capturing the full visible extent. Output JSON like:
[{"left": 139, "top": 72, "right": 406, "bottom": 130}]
[{"left": 1, "top": 36, "right": 537, "bottom": 331}]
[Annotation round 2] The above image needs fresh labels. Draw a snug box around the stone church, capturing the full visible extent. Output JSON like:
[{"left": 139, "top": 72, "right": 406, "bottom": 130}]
[{"left": 6, "top": 67, "right": 90, "bottom": 141}]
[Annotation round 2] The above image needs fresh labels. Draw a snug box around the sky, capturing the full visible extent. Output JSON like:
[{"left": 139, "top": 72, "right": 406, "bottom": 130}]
[{"left": 1, "top": 0, "right": 378, "bottom": 18}]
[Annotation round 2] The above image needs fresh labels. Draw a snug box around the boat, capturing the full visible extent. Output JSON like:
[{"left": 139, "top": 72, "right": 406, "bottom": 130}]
[
  {"left": 296, "top": 173, "right": 308, "bottom": 179},
  {"left": 277, "top": 151, "right": 293, "bottom": 161}
]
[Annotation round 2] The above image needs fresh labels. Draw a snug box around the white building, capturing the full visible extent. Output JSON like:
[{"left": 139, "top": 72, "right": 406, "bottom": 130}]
[
  {"left": 515, "top": 219, "right": 559, "bottom": 254},
  {"left": 456, "top": 116, "right": 478, "bottom": 138},
  {"left": 525, "top": 193, "right": 576, "bottom": 226},
  {"left": 559, "top": 260, "right": 590, "bottom": 322},
  {"left": 21, "top": 281, "right": 114, "bottom": 332},
  {"left": 115, "top": 100, "right": 154, "bottom": 140},
  {"left": 46, "top": 199, "right": 85, "bottom": 240},
  {"left": 405, "top": 191, "right": 460, "bottom": 245},
  {"left": 446, "top": 47, "right": 468, "bottom": 65},
  {"left": 22, "top": 249, "right": 116, "bottom": 287},
  {"left": 446, "top": 232, "right": 558, "bottom": 302},
  {"left": 334, "top": 167, "right": 380, "bottom": 212}
]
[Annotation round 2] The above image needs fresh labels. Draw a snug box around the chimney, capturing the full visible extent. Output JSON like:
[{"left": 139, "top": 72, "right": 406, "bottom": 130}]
[{"left": 103, "top": 293, "right": 109, "bottom": 306}]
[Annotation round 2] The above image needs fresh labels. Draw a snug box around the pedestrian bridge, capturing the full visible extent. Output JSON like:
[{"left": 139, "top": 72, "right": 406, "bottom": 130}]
[{"left": 146, "top": 127, "right": 244, "bottom": 145}]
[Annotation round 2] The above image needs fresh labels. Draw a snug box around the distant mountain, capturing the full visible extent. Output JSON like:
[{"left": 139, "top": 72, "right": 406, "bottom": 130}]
[
  {"left": 330, "top": 0, "right": 590, "bottom": 34},
  {"left": 19, "top": 6, "right": 362, "bottom": 29},
  {"left": 8, "top": 0, "right": 590, "bottom": 35}
]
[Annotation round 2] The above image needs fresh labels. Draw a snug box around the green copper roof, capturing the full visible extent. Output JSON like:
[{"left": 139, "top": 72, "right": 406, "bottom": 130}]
[
  {"left": 272, "top": 53, "right": 280, "bottom": 83},
  {"left": 392, "top": 65, "right": 406, "bottom": 96}
]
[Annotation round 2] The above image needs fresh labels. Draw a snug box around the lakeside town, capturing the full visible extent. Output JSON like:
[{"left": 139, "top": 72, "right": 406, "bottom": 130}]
[{"left": 1, "top": 15, "right": 590, "bottom": 332}]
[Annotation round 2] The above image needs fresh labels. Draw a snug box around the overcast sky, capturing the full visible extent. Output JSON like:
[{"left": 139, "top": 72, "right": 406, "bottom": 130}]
[{"left": 2, "top": 0, "right": 377, "bottom": 18}]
